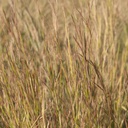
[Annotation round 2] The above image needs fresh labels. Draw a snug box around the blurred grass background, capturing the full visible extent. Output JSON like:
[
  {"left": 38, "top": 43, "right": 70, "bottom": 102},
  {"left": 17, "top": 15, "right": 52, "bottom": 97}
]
[{"left": 0, "top": 0, "right": 128, "bottom": 127}]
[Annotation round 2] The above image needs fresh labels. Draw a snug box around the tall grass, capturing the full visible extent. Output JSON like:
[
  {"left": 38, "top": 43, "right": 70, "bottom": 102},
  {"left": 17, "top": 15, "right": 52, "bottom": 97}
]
[{"left": 0, "top": 0, "right": 128, "bottom": 127}]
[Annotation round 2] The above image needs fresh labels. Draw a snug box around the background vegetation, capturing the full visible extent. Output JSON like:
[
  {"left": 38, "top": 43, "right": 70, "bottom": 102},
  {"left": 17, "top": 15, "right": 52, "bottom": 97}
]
[{"left": 0, "top": 0, "right": 128, "bottom": 127}]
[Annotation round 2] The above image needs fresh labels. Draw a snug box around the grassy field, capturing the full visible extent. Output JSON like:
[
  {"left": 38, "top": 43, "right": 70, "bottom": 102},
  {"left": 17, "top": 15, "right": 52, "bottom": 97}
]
[{"left": 0, "top": 0, "right": 128, "bottom": 127}]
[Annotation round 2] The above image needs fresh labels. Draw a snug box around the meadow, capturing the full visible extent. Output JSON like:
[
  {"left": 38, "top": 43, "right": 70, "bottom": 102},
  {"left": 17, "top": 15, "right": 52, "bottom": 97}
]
[{"left": 0, "top": 0, "right": 128, "bottom": 127}]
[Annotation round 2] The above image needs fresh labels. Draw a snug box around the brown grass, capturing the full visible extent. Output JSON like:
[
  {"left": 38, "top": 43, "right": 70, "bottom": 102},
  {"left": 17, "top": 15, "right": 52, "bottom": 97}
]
[{"left": 0, "top": 0, "right": 128, "bottom": 127}]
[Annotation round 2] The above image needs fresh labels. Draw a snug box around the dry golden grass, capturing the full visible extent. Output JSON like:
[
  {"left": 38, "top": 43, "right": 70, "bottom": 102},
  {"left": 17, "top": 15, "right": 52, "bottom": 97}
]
[{"left": 0, "top": 0, "right": 128, "bottom": 128}]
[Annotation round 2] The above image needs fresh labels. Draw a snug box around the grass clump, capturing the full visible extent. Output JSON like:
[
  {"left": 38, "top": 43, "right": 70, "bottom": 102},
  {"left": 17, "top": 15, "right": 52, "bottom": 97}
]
[{"left": 0, "top": 0, "right": 128, "bottom": 127}]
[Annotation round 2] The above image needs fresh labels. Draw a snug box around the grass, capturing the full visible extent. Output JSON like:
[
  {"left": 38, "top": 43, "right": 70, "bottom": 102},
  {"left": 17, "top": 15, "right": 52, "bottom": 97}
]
[{"left": 0, "top": 0, "right": 128, "bottom": 127}]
